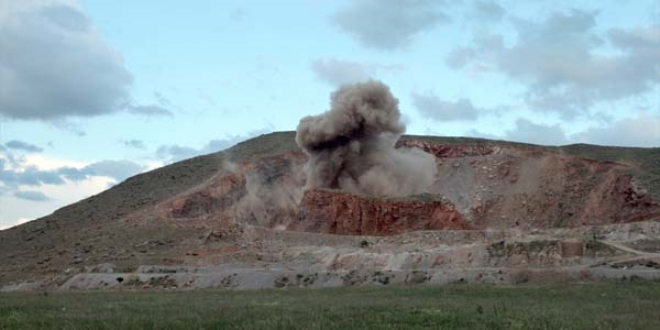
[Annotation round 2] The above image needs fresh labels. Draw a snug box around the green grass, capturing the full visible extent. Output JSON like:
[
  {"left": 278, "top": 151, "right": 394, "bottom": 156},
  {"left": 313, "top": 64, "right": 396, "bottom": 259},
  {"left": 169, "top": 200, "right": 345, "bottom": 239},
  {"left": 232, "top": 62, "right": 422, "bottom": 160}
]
[{"left": 1, "top": 282, "right": 659, "bottom": 329}]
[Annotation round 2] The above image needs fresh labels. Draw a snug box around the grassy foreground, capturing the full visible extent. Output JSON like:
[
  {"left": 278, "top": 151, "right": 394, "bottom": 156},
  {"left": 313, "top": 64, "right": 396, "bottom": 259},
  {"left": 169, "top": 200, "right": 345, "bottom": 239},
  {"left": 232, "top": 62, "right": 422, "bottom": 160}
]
[{"left": 1, "top": 282, "right": 659, "bottom": 330}]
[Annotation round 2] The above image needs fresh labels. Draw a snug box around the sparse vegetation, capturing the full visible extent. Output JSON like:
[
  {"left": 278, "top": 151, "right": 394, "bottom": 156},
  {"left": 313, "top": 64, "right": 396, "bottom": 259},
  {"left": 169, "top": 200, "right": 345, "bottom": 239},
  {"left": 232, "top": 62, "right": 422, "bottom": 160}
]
[
  {"left": 1, "top": 282, "right": 659, "bottom": 329},
  {"left": 629, "top": 239, "right": 660, "bottom": 253},
  {"left": 410, "top": 134, "right": 660, "bottom": 199},
  {"left": 557, "top": 143, "right": 660, "bottom": 199},
  {"left": 585, "top": 241, "right": 619, "bottom": 257}
]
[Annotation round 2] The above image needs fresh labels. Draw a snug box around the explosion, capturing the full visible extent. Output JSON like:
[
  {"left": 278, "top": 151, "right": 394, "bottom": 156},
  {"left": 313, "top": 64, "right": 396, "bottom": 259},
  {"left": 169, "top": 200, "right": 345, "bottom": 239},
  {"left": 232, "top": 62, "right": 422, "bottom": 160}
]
[{"left": 296, "top": 80, "right": 437, "bottom": 197}]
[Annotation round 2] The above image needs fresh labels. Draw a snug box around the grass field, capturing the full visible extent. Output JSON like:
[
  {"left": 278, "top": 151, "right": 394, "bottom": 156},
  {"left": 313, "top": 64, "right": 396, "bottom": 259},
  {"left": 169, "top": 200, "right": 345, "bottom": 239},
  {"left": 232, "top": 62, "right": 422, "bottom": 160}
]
[{"left": 1, "top": 282, "right": 659, "bottom": 329}]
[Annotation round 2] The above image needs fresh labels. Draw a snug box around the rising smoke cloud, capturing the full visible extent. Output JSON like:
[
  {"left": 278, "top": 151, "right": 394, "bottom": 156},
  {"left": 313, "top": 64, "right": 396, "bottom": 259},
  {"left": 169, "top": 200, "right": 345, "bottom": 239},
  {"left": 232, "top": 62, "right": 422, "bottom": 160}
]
[{"left": 296, "top": 80, "right": 437, "bottom": 197}]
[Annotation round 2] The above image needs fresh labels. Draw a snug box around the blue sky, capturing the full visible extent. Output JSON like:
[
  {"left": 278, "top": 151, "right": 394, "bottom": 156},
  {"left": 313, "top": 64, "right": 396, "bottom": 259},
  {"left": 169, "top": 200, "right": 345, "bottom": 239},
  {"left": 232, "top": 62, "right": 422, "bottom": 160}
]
[{"left": 1, "top": 0, "right": 659, "bottom": 229}]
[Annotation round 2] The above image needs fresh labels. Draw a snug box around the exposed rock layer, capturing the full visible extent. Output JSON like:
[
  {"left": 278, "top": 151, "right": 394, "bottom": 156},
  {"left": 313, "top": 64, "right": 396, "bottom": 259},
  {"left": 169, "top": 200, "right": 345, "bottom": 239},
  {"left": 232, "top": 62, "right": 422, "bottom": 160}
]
[
  {"left": 2, "top": 132, "right": 659, "bottom": 288},
  {"left": 155, "top": 137, "right": 660, "bottom": 233},
  {"left": 294, "top": 189, "right": 471, "bottom": 235}
]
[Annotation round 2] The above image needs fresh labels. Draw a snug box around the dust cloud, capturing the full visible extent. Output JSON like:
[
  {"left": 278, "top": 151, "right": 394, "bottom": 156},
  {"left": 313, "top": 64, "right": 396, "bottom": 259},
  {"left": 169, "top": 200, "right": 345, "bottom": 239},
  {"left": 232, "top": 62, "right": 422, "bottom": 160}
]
[
  {"left": 296, "top": 80, "right": 437, "bottom": 197},
  {"left": 222, "top": 158, "right": 304, "bottom": 227}
]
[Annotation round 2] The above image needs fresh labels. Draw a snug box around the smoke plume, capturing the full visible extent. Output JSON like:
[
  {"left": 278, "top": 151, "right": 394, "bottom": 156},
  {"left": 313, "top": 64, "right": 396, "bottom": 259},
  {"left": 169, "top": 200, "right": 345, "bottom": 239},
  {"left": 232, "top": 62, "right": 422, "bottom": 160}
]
[{"left": 296, "top": 80, "right": 437, "bottom": 197}]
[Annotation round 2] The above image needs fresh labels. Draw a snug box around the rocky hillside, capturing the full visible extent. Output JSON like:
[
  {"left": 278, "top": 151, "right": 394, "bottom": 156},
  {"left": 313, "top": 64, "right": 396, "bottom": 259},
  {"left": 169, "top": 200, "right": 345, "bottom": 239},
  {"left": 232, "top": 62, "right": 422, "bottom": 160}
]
[
  {"left": 157, "top": 132, "right": 660, "bottom": 232},
  {"left": 1, "top": 132, "right": 659, "bottom": 288}
]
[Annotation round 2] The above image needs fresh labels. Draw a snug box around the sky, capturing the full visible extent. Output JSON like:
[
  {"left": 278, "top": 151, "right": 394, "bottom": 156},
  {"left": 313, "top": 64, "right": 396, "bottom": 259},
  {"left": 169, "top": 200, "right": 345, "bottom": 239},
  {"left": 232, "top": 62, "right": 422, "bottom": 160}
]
[{"left": 0, "top": 0, "right": 659, "bottom": 230}]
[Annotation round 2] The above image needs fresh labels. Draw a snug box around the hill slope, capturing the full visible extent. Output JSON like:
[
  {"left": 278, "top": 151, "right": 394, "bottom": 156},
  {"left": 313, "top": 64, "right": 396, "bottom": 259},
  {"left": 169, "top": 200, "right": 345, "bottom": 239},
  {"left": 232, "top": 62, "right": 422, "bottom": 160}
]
[{"left": 1, "top": 132, "right": 659, "bottom": 288}]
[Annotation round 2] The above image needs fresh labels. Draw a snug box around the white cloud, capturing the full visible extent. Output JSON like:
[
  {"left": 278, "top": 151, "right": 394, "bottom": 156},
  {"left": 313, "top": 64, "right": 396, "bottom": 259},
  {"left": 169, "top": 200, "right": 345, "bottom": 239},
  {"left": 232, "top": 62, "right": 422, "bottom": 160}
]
[
  {"left": 466, "top": 112, "right": 660, "bottom": 147},
  {"left": 156, "top": 128, "right": 272, "bottom": 163},
  {"left": 0, "top": 0, "right": 132, "bottom": 120},
  {"left": 504, "top": 118, "right": 568, "bottom": 146},
  {"left": 574, "top": 112, "right": 660, "bottom": 147},
  {"left": 125, "top": 104, "right": 174, "bottom": 117},
  {"left": 13, "top": 190, "right": 51, "bottom": 202},
  {"left": 0, "top": 145, "right": 150, "bottom": 229},
  {"left": 447, "top": 10, "right": 660, "bottom": 117},
  {"left": 412, "top": 93, "right": 481, "bottom": 121},
  {"left": 0, "top": 0, "right": 173, "bottom": 121},
  {"left": 333, "top": 0, "right": 450, "bottom": 50},
  {"left": 0, "top": 175, "right": 114, "bottom": 230},
  {"left": 4, "top": 140, "right": 43, "bottom": 153},
  {"left": 0, "top": 217, "right": 32, "bottom": 231},
  {"left": 22, "top": 154, "right": 87, "bottom": 170},
  {"left": 0, "top": 146, "right": 150, "bottom": 230}
]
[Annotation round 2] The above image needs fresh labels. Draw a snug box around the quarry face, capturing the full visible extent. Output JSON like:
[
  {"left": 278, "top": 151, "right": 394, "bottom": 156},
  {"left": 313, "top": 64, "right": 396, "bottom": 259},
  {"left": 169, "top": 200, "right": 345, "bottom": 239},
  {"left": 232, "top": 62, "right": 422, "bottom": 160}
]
[
  {"left": 160, "top": 81, "right": 660, "bottom": 234},
  {"left": 159, "top": 140, "right": 660, "bottom": 233},
  {"left": 1, "top": 82, "right": 660, "bottom": 291}
]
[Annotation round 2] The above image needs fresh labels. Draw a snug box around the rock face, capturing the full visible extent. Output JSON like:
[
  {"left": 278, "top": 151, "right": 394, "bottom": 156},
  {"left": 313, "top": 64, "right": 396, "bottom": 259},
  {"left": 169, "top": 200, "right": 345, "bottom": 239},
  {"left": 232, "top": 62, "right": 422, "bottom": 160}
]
[
  {"left": 166, "top": 172, "right": 247, "bottom": 220},
  {"left": 586, "top": 174, "right": 660, "bottom": 224},
  {"left": 1, "top": 132, "right": 660, "bottom": 289},
  {"left": 397, "top": 139, "right": 504, "bottom": 158},
  {"left": 294, "top": 189, "right": 471, "bottom": 235},
  {"left": 156, "top": 151, "right": 306, "bottom": 228},
  {"left": 151, "top": 136, "right": 660, "bottom": 234}
]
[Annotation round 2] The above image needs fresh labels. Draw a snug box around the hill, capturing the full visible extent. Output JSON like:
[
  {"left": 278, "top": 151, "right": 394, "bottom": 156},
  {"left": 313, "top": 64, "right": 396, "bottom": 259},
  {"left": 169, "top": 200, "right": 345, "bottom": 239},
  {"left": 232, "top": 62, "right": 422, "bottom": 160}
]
[{"left": 1, "top": 132, "right": 659, "bottom": 290}]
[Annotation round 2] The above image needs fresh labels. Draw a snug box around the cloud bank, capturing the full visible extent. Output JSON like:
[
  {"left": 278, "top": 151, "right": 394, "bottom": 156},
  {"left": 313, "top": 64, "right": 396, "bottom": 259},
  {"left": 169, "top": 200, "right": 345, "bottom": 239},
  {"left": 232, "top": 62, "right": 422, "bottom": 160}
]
[{"left": 447, "top": 10, "right": 660, "bottom": 117}]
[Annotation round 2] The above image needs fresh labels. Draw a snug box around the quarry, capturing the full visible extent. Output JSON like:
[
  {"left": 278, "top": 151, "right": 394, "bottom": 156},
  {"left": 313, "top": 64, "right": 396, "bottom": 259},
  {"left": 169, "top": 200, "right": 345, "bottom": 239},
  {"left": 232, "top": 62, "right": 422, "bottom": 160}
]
[{"left": 1, "top": 82, "right": 659, "bottom": 291}]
